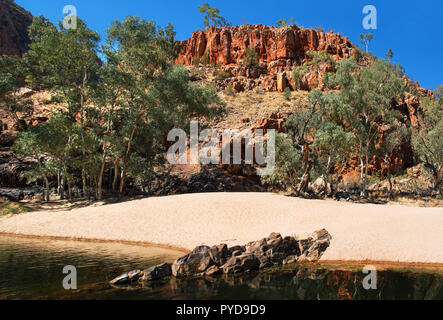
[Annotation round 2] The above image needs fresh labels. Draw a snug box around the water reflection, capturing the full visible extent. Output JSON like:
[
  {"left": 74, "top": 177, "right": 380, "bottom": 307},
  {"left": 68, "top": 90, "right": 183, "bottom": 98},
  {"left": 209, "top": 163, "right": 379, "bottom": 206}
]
[
  {"left": 0, "top": 235, "right": 442, "bottom": 300},
  {"left": 0, "top": 235, "right": 183, "bottom": 299}
]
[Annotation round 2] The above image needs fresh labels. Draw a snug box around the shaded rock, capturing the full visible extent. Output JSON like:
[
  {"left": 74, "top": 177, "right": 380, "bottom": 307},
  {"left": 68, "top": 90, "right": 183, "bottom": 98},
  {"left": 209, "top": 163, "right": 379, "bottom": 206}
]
[
  {"left": 209, "top": 244, "right": 228, "bottom": 266},
  {"left": 0, "top": 0, "right": 33, "bottom": 57},
  {"left": 228, "top": 245, "right": 245, "bottom": 256},
  {"left": 139, "top": 263, "right": 172, "bottom": 282},
  {"left": 114, "top": 229, "right": 332, "bottom": 283},
  {"left": 205, "top": 265, "right": 222, "bottom": 276},
  {"left": 172, "top": 246, "right": 214, "bottom": 277},
  {"left": 222, "top": 254, "right": 260, "bottom": 274}
]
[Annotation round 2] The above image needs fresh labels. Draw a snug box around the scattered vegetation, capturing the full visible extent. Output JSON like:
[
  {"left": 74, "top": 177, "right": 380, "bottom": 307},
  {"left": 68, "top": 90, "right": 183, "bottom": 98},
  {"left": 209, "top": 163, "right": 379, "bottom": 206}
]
[
  {"left": 224, "top": 83, "right": 236, "bottom": 96},
  {"left": 276, "top": 17, "right": 295, "bottom": 27},
  {"left": 0, "top": 199, "right": 31, "bottom": 216},
  {"left": 282, "top": 87, "right": 291, "bottom": 100},
  {"left": 244, "top": 45, "right": 259, "bottom": 69},
  {"left": 215, "top": 70, "right": 231, "bottom": 81}
]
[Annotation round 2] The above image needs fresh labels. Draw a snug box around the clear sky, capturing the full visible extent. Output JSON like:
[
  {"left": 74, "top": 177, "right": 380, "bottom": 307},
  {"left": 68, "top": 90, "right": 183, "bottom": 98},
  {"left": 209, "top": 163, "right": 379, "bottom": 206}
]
[{"left": 15, "top": 0, "right": 443, "bottom": 89}]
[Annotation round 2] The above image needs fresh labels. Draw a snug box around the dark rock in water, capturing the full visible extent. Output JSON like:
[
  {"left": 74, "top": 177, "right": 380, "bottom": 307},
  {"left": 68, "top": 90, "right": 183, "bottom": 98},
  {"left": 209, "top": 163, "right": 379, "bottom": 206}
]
[
  {"left": 112, "top": 229, "right": 332, "bottom": 284},
  {"left": 172, "top": 246, "right": 214, "bottom": 277},
  {"left": 140, "top": 263, "right": 172, "bottom": 282},
  {"left": 110, "top": 269, "right": 141, "bottom": 285}
]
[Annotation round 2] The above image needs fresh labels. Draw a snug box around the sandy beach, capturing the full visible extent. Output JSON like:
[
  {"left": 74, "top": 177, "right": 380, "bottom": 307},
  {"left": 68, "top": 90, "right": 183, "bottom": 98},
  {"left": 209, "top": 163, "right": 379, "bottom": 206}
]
[{"left": 0, "top": 193, "right": 442, "bottom": 264}]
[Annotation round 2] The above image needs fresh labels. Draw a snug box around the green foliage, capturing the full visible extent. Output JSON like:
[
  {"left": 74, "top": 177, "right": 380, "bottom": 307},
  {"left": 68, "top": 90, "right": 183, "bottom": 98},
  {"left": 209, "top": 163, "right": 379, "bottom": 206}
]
[
  {"left": 200, "top": 49, "right": 210, "bottom": 65},
  {"left": 24, "top": 16, "right": 100, "bottom": 115},
  {"left": 224, "top": 83, "right": 236, "bottom": 96},
  {"left": 0, "top": 55, "right": 32, "bottom": 126},
  {"left": 263, "top": 89, "right": 353, "bottom": 194},
  {"left": 292, "top": 65, "right": 308, "bottom": 88},
  {"left": 323, "top": 58, "right": 407, "bottom": 195},
  {"left": 276, "top": 17, "right": 294, "bottom": 27},
  {"left": 199, "top": 2, "right": 231, "bottom": 29},
  {"left": 292, "top": 51, "right": 335, "bottom": 89},
  {"left": 412, "top": 85, "right": 443, "bottom": 191},
  {"left": 283, "top": 87, "right": 291, "bottom": 100},
  {"left": 192, "top": 57, "right": 200, "bottom": 67},
  {"left": 261, "top": 133, "right": 302, "bottom": 190},
  {"left": 360, "top": 33, "right": 374, "bottom": 52},
  {"left": 385, "top": 49, "right": 394, "bottom": 61},
  {"left": 215, "top": 70, "right": 231, "bottom": 80},
  {"left": 244, "top": 45, "right": 258, "bottom": 68},
  {"left": 11, "top": 14, "right": 224, "bottom": 201}
]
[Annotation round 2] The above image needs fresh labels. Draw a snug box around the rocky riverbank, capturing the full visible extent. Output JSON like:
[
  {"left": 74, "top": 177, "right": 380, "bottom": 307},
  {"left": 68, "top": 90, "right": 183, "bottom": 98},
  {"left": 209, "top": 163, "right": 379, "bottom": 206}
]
[{"left": 110, "top": 229, "right": 332, "bottom": 285}]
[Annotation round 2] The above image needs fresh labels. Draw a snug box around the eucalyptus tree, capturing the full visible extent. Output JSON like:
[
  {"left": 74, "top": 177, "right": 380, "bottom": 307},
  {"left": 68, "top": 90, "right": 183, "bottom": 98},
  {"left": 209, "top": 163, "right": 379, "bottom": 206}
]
[
  {"left": 323, "top": 58, "right": 407, "bottom": 196},
  {"left": 103, "top": 16, "right": 223, "bottom": 196},
  {"left": 198, "top": 2, "right": 232, "bottom": 29},
  {"left": 23, "top": 16, "right": 101, "bottom": 197},
  {"left": 412, "top": 85, "right": 443, "bottom": 193}
]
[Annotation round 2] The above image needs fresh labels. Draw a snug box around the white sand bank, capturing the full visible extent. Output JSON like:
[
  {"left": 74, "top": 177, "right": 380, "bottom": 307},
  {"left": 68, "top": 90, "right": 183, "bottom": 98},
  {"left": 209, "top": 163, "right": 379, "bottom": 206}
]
[{"left": 0, "top": 193, "right": 442, "bottom": 263}]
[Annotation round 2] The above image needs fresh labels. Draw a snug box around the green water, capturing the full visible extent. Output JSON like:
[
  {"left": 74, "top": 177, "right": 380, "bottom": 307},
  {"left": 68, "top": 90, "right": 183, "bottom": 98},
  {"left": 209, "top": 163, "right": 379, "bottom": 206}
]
[{"left": 0, "top": 235, "right": 442, "bottom": 300}]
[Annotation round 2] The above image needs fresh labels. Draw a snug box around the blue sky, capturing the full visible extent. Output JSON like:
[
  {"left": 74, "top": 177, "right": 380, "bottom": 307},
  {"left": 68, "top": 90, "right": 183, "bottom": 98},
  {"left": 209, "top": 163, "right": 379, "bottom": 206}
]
[{"left": 15, "top": 0, "right": 442, "bottom": 89}]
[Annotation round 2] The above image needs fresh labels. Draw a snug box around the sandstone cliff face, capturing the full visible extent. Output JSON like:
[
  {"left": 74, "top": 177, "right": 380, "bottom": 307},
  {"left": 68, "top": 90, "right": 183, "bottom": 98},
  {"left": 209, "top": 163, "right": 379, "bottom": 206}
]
[
  {"left": 0, "top": 0, "right": 33, "bottom": 56},
  {"left": 177, "top": 24, "right": 355, "bottom": 92}
]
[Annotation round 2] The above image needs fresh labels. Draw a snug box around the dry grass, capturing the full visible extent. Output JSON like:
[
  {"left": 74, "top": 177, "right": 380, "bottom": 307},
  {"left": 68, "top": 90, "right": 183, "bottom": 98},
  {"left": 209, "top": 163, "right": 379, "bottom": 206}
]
[{"left": 213, "top": 89, "right": 309, "bottom": 130}]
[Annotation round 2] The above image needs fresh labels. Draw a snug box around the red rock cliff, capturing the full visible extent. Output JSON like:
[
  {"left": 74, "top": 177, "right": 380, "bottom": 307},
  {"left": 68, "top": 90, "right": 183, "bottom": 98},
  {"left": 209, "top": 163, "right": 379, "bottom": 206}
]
[
  {"left": 176, "top": 24, "right": 355, "bottom": 92},
  {"left": 0, "top": 0, "right": 33, "bottom": 56}
]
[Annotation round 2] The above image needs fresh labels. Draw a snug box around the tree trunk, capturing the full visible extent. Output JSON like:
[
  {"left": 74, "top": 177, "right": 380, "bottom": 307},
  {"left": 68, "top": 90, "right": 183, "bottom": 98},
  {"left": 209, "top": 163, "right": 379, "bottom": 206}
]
[
  {"left": 384, "top": 157, "right": 393, "bottom": 200},
  {"left": 42, "top": 174, "right": 50, "bottom": 202},
  {"left": 97, "top": 157, "right": 106, "bottom": 200},
  {"left": 360, "top": 156, "right": 365, "bottom": 197},
  {"left": 296, "top": 144, "right": 312, "bottom": 196},
  {"left": 119, "top": 125, "right": 137, "bottom": 196},
  {"left": 112, "top": 160, "right": 119, "bottom": 193}
]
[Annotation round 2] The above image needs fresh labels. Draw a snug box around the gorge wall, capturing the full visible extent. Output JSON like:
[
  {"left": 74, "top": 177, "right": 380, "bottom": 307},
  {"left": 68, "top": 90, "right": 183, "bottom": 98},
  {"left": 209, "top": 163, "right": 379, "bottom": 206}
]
[
  {"left": 0, "top": 0, "right": 33, "bottom": 56},
  {"left": 176, "top": 24, "right": 355, "bottom": 92}
]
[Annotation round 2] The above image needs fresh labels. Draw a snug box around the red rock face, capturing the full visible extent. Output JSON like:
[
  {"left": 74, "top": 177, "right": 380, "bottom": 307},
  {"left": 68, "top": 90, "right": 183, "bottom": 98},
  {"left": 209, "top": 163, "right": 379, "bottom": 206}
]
[
  {"left": 176, "top": 24, "right": 355, "bottom": 92},
  {"left": 0, "top": 0, "right": 33, "bottom": 56}
]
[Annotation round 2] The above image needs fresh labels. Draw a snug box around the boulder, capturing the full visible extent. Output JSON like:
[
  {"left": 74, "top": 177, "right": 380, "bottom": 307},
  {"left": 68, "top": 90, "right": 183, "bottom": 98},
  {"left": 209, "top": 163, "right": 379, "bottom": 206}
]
[
  {"left": 298, "top": 229, "right": 332, "bottom": 262},
  {"left": 139, "top": 263, "right": 172, "bottom": 282},
  {"left": 222, "top": 254, "right": 261, "bottom": 274},
  {"left": 205, "top": 265, "right": 222, "bottom": 276},
  {"left": 112, "top": 229, "right": 332, "bottom": 284},
  {"left": 209, "top": 244, "right": 228, "bottom": 266},
  {"left": 309, "top": 176, "right": 332, "bottom": 199},
  {"left": 172, "top": 246, "right": 214, "bottom": 277}
]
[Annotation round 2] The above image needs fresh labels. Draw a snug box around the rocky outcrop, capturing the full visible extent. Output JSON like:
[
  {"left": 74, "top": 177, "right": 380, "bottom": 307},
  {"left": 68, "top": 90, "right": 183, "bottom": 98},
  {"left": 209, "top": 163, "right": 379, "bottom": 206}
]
[
  {"left": 0, "top": 0, "right": 33, "bottom": 56},
  {"left": 110, "top": 229, "right": 332, "bottom": 285},
  {"left": 177, "top": 24, "right": 354, "bottom": 92}
]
